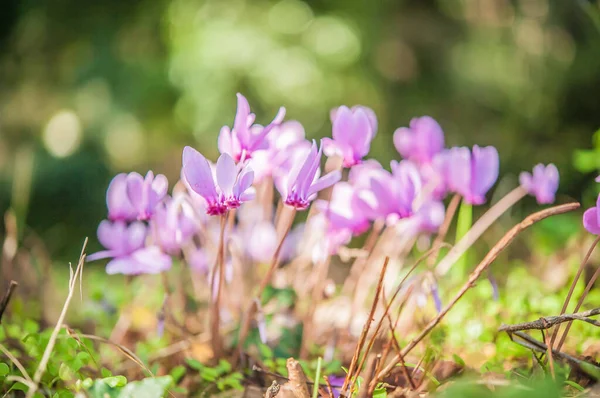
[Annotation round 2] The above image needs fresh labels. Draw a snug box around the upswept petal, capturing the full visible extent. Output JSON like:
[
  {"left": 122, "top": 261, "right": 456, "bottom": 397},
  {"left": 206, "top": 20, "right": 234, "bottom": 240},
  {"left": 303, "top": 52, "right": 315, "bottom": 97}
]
[
  {"left": 152, "top": 174, "right": 169, "bottom": 200},
  {"left": 447, "top": 147, "right": 471, "bottom": 195},
  {"left": 307, "top": 170, "right": 341, "bottom": 197},
  {"left": 348, "top": 108, "right": 373, "bottom": 159},
  {"left": 126, "top": 221, "right": 147, "bottom": 252},
  {"left": 218, "top": 126, "right": 233, "bottom": 156},
  {"left": 97, "top": 220, "right": 124, "bottom": 251},
  {"left": 233, "top": 167, "right": 254, "bottom": 197},
  {"left": 233, "top": 93, "right": 252, "bottom": 143},
  {"left": 107, "top": 174, "right": 136, "bottom": 221},
  {"left": 126, "top": 172, "right": 145, "bottom": 211},
  {"left": 294, "top": 141, "right": 319, "bottom": 198},
  {"left": 216, "top": 153, "right": 237, "bottom": 196},
  {"left": 584, "top": 207, "right": 600, "bottom": 235},
  {"left": 470, "top": 145, "right": 499, "bottom": 201},
  {"left": 182, "top": 146, "right": 219, "bottom": 200},
  {"left": 332, "top": 106, "right": 353, "bottom": 142},
  {"left": 519, "top": 171, "right": 533, "bottom": 193}
]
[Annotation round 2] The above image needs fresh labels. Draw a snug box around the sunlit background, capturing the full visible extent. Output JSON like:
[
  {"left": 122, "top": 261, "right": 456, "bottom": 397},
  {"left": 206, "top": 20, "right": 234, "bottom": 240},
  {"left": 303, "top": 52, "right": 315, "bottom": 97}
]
[{"left": 1, "top": 0, "right": 600, "bottom": 259}]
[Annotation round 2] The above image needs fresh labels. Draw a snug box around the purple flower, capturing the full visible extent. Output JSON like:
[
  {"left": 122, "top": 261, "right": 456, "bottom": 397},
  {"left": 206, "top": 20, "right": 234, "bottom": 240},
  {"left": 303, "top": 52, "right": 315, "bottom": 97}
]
[
  {"left": 247, "top": 120, "right": 307, "bottom": 182},
  {"left": 88, "top": 221, "right": 171, "bottom": 275},
  {"left": 316, "top": 182, "right": 370, "bottom": 236},
  {"left": 323, "top": 105, "right": 378, "bottom": 167},
  {"left": 519, "top": 164, "right": 559, "bottom": 204},
  {"left": 393, "top": 116, "right": 445, "bottom": 164},
  {"left": 584, "top": 194, "right": 600, "bottom": 235},
  {"left": 414, "top": 200, "right": 445, "bottom": 233},
  {"left": 446, "top": 145, "right": 499, "bottom": 205},
  {"left": 275, "top": 140, "right": 341, "bottom": 210},
  {"left": 126, "top": 171, "right": 169, "bottom": 220},
  {"left": 106, "top": 174, "right": 137, "bottom": 222},
  {"left": 151, "top": 197, "right": 198, "bottom": 254},
  {"left": 182, "top": 146, "right": 255, "bottom": 216},
  {"left": 218, "top": 93, "right": 286, "bottom": 162}
]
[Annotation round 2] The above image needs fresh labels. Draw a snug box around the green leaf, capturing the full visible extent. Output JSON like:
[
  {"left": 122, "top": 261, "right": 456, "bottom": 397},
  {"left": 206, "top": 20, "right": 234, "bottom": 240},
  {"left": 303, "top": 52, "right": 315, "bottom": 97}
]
[
  {"left": 170, "top": 365, "right": 186, "bottom": 383},
  {"left": 218, "top": 359, "right": 232, "bottom": 373},
  {"left": 579, "top": 361, "right": 600, "bottom": 380},
  {"left": 101, "top": 367, "right": 113, "bottom": 378},
  {"left": 452, "top": 354, "right": 466, "bottom": 367},
  {"left": 117, "top": 376, "right": 173, "bottom": 398},
  {"left": 59, "top": 363, "right": 75, "bottom": 381},
  {"left": 565, "top": 380, "right": 585, "bottom": 392},
  {"left": 373, "top": 387, "right": 387, "bottom": 397},
  {"left": 185, "top": 358, "right": 203, "bottom": 371},
  {"left": 0, "top": 363, "right": 9, "bottom": 377},
  {"left": 104, "top": 376, "right": 128, "bottom": 388}
]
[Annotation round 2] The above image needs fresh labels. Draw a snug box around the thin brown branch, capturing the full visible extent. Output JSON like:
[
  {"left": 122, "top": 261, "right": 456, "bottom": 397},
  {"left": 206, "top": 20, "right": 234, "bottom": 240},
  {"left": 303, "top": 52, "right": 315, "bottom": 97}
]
[
  {"left": 376, "top": 202, "right": 580, "bottom": 381},
  {"left": 550, "top": 236, "right": 600, "bottom": 349},
  {"left": 0, "top": 280, "right": 18, "bottom": 323},
  {"left": 556, "top": 258, "right": 600, "bottom": 352},
  {"left": 342, "top": 257, "right": 389, "bottom": 396},
  {"left": 499, "top": 307, "right": 600, "bottom": 332}
]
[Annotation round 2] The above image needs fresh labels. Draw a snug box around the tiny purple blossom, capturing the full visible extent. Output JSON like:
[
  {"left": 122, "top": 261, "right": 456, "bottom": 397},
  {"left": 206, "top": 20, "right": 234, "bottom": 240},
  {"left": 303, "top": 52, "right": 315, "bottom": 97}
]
[
  {"left": 275, "top": 140, "right": 341, "bottom": 210},
  {"left": 316, "top": 182, "right": 370, "bottom": 236},
  {"left": 323, "top": 105, "right": 378, "bottom": 167},
  {"left": 519, "top": 163, "right": 559, "bottom": 204},
  {"left": 87, "top": 220, "right": 171, "bottom": 275},
  {"left": 446, "top": 145, "right": 499, "bottom": 205},
  {"left": 182, "top": 146, "right": 255, "bottom": 216},
  {"left": 583, "top": 194, "right": 600, "bottom": 235},
  {"left": 393, "top": 116, "right": 445, "bottom": 164},
  {"left": 126, "top": 171, "right": 169, "bottom": 220},
  {"left": 218, "top": 93, "right": 286, "bottom": 162},
  {"left": 106, "top": 173, "right": 137, "bottom": 221}
]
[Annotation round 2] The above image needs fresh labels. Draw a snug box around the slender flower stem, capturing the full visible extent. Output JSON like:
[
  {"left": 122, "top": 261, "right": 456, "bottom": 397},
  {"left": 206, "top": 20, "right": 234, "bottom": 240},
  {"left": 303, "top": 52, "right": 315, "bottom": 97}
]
[
  {"left": 210, "top": 213, "right": 227, "bottom": 359},
  {"left": 435, "top": 186, "right": 527, "bottom": 276},
  {"left": 454, "top": 199, "right": 472, "bottom": 276},
  {"left": 549, "top": 236, "right": 600, "bottom": 349},
  {"left": 236, "top": 207, "right": 296, "bottom": 361}
]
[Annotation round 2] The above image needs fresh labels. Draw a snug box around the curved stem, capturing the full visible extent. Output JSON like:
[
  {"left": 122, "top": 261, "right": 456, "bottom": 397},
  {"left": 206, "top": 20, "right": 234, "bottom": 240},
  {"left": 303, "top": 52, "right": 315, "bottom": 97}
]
[
  {"left": 436, "top": 186, "right": 527, "bottom": 276},
  {"left": 549, "top": 236, "right": 600, "bottom": 349}
]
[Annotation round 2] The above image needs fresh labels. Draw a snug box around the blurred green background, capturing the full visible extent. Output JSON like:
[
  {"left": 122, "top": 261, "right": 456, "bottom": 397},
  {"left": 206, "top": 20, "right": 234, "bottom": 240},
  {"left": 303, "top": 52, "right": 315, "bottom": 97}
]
[{"left": 1, "top": 0, "right": 600, "bottom": 260}]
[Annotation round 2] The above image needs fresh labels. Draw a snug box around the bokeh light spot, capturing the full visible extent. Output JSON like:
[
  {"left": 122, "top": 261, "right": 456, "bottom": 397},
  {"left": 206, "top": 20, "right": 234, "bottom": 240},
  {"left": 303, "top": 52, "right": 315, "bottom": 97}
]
[
  {"left": 42, "top": 110, "right": 82, "bottom": 158},
  {"left": 268, "top": 0, "right": 313, "bottom": 35}
]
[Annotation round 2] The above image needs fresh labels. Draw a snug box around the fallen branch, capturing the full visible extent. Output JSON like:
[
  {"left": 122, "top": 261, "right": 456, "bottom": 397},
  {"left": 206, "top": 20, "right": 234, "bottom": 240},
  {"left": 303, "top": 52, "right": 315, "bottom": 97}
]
[
  {"left": 376, "top": 202, "right": 580, "bottom": 381},
  {"left": 499, "top": 308, "right": 600, "bottom": 332}
]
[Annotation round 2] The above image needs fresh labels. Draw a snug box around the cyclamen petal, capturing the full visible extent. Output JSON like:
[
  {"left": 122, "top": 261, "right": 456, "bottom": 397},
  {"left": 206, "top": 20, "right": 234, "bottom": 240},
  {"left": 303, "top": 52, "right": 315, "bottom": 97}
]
[
  {"left": 446, "top": 145, "right": 499, "bottom": 205},
  {"left": 327, "top": 105, "right": 377, "bottom": 167},
  {"left": 107, "top": 174, "right": 137, "bottom": 221},
  {"left": 125, "top": 171, "right": 169, "bottom": 220},
  {"left": 393, "top": 116, "right": 444, "bottom": 164},
  {"left": 216, "top": 153, "right": 237, "bottom": 197},
  {"left": 584, "top": 207, "right": 600, "bottom": 235},
  {"left": 519, "top": 163, "right": 559, "bottom": 204},
  {"left": 182, "top": 146, "right": 219, "bottom": 201}
]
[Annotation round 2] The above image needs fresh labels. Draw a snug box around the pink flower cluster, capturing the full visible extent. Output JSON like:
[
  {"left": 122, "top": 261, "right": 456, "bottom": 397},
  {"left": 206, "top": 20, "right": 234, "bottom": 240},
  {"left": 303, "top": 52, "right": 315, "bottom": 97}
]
[{"left": 89, "top": 94, "right": 561, "bottom": 275}]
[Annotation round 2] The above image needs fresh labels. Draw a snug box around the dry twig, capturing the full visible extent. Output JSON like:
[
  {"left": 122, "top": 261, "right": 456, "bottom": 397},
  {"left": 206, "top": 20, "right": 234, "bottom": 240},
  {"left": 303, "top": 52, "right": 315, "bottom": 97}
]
[
  {"left": 26, "top": 239, "right": 87, "bottom": 398},
  {"left": 499, "top": 308, "right": 600, "bottom": 332},
  {"left": 376, "top": 202, "right": 580, "bottom": 382},
  {"left": 0, "top": 280, "right": 18, "bottom": 323}
]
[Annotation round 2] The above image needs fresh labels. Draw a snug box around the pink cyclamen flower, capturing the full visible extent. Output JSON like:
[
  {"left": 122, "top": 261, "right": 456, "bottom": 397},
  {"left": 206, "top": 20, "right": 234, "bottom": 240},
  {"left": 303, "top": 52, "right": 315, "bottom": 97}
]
[
  {"left": 182, "top": 146, "right": 255, "bottom": 215},
  {"left": 316, "top": 182, "right": 370, "bottom": 236},
  {"left": 218, "top": 93, "right": 286, "bottom": 162},
  {"left": 393, "top": 116, "right": 445, "bottom": 164},
  {"left": 324, "top": 105, "right": 378, "bottom": 167},
  {"left": 446, "top": 145, "right": 499, "bottom": 205},
  {"left": 355, "top": 160, "right": 423, "bottom": 225},
  {"left": 584, "top": 195, "right": 600, "bottom": 235},
  {"left": 88, "top": 220, "right": 171, "bottom": 275},
  {"left": 519, "top": 163, "right": 559, "bottom": 204},
  {"left": 275, "top": 140, "right": 341, "bottom": 210},
  {"left": 151, "top": 197, "right": 198, "bottom": 254},
  {"left": 126, "top": 171, "right": 169, "bottom": 221},
  {"left": 106, "top": 173, "right": 137, "bottom": 222}
]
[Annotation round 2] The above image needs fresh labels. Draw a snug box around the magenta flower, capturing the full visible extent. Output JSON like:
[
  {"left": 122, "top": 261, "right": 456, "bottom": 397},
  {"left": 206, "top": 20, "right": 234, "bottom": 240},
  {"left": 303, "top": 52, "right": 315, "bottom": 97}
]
[
  {"left": 393, "top": 116, "right": 445, "bottom": 164},
  {"left": 275, "top": 140, "right": 341, "bottom": 210},
  {"left": 106, "top": 173, "right": 137, "bottom": 222},
  {"left": 316, "top": 182, "right": 370, "bottom": 236},
  {"left": 414, "top": 200, "right": 445, "bottom": 233},
  {"left": 248, "top": 120, "right": 308, "bottom": 182},
  {"left": 355, "top": 160, "right": 423, "bottom": 225},
  {"left": 88, "top": 221, "right": 171, "bottom": 275},
  {"left": 182, "top": 146, "right": 255, "bottom": 215},
  {"left": 126, "top": 171, "right": 169, "bottom": 220},
  {"left": 446, "top": 145, "right": 499, "bottom": 205},
  {"left": 218, "top": 93, "right": 286, "bottom": 162},
  {"left": 519, "top": 164, "right": 559, "bottom": 204},
  {"left": 151, "top": 197, "right": 198, "bottom": 254},
  {"left": 584, "top": 195, "right": 600, "bottom": 235},
  {"left": 323, "top": 105, "right": 378, "bottom": 167}
]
